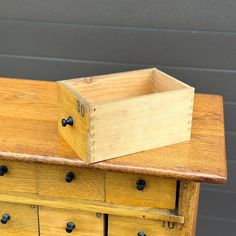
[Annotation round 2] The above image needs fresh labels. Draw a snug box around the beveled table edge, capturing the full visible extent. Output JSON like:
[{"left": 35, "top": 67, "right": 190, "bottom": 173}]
[{"left": 0, "top": 151, "right": 227, "bottom": 184}]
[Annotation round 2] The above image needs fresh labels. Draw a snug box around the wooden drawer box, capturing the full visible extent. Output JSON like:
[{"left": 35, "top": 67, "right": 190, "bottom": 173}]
[
  {"left": 106, "top": 172, "right": 177, "bottom": 209},
  {"left": 39, "top": 206, "right": 104, "bottom": 235},
  {"left": 58, "top": 68, "right": 194, "bottom": 163},
  {"left": 38, "top": 164, "right": 105, "bottom": 201},
  {"left": 108, "top": 215, "right": 180, "bottom": 236},
  {"left": 0, "top": 160, "right": 37, "bottom": 193},
  {"left": 0, "top": 202, "right": 38, "bottom": 236}
]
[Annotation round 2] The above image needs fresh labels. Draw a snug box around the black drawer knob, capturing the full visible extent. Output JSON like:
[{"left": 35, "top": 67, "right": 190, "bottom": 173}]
[
  {"left": 136, "top": 179, "right": 146, "bottom": 191},
  {"left": 61, "top": 116, "right": 73, "bottom": 127},
  {"left": 66, "top": 222, "right": 75, "bottom": 233},
  {"left": 137, "top": 232, "right": 146, "bottom": 236},
  {"left": 0, "top": 166, "right": 8, "bottom": 176},
  {"left": 1, "top": 214, "right": 10, "bottom": 224},
  {"left": 65, "top": 172, "right": 75, "bottom": 183}
]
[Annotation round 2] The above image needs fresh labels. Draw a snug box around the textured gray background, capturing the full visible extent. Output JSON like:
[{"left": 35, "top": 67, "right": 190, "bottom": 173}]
[{"left": 0, "top": 1, "right": 235, "bottom": 235}]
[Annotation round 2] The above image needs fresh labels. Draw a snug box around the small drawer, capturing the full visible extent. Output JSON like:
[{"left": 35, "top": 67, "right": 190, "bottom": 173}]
[
  {"left": 106, "top": 172, "right": 177, "bottom": 209},
  {"left": 39, "top": 206, "right": 104, "bottom": 235},
  {"left": 108, "top": 215, "right": 180, "bottom": 236},
  {"left": 0, "top": 160, "right": 37, "bottom": 193},
  {"left": 38, "top": 164, "right": 105, "bottom": 201},
  {"left": 0, "top": 202, "right": 38, "bottom": 236},
  {"left": 58, "top": 68, "right": 194, "bottom": 163}
]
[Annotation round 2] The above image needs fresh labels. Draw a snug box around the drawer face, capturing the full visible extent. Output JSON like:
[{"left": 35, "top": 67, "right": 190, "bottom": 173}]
[
  {"left": 38, "top": 164, "right": 105, "bottom": 201},
  {"left": 0, "top": 202, "right": 38, "bottom": 236},
  {"left": 58, "top": 82, "right": 90, "bottom": 162},
  {"left": 0, "top": 160, "right": 37, "bottom": 193},
  {"left": 108, "top": 215, "right": 180, "bottom": 236},
  {"left": 39, "top": 206, "right": 104, "bottom": 236},
  {"left": 106, "top": 172, "right": 177, "bottom": 209}
]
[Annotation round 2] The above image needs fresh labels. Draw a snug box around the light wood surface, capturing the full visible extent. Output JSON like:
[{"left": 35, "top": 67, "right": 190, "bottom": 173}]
[
  {"left": 0, "top": 78, "right": 226, "bottom": 184},
  {"left": 0, "top": 160, "right": 37, "bottom": 193},
  {"left": 38, "top": 164, "right": 104, "bottom": 201},
  {"left": 66, "top": 68, "right": 189, "bottom": 103},
  {"left": 60, "top": 68, "right": 194, "bottom": 162},
  {"left": 0, "top": 192, "right": 184, "bottom": 223},
  {"left": 93, "top": 87, "right": 194, "bottom": 162},
  {"left": 0, "top": 202, "right": 38, "bottom": 236},
  {"left": 106, "top": 172, "right": 176, "bottom": 209},
  {"left": 108, "top": 215, "right": 181, "bottom": 236},
  {"left": 66, "top": 68, "right": 154, "bottom": 103},
  {"left": 39, "top": 206, "right": 104, "bottom": 236},
  {"left": 178, "top": 181, "right": 200, "bottom": 236}
]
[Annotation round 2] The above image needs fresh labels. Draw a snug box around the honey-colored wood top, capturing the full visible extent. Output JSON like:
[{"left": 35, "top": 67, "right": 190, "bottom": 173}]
[{"left": 0, "top": 78, "right": 227, "bottom": 184}]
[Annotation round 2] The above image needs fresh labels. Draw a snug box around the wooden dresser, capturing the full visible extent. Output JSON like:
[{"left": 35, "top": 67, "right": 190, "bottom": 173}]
[{"left": 0, "top": 78, "right": 227, "bottom": 236}]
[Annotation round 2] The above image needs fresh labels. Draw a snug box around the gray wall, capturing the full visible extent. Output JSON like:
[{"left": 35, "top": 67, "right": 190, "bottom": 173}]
[{"left": 0, "top": 1, "right": 235, "bottom": 235}]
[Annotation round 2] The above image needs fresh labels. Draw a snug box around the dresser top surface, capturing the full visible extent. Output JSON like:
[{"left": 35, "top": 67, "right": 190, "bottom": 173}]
[{"left": 0, "top": 78, "right": 226, "bottom": 184}]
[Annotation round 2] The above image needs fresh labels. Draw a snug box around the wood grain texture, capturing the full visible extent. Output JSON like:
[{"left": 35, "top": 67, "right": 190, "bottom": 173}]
[
  {"left": 39, "top": 206, "right": 104, "bottom": 236},
  {"left": 38, "top": 164, "right": 104, "bottom": 201},
  {"left": 61, "top": 68, "right": 194, "bottom": 162},
  {"left": 0, "top": 202, "right": 38, "bottom": 236},
  {"left": 108, "top": 215, "right": 181, "bottom": 236},
  {"left": 0, "top": 78, "right": 226, "bottom": 184},
  {"left": 178, "top": 181, "right": 200, "bottom": 236},
  {"left": 106, "top": 172, "right": 176, "bottom": 209},
  {"left": 58, "top": 82, "right": 90, "bottom": 162},
  {"left": 66, "top": 68, "right": 154, "bottom": 103},
  {"left": 0, "top": 160, "right": 37, "bottom": 193},
  {"left": 0, "top": 191, "right": 184, "bottom": 223},
  {"left": 94, "top": 87, "right": 193, "bottom": 162}
]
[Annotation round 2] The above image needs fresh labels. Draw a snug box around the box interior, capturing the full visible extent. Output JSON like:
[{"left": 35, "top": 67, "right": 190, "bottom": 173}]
[{"left": 65, "top": 68, "right": 189, "bottom": 104}]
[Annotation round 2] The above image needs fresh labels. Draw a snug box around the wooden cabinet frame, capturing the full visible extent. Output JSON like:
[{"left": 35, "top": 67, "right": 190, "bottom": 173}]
[{"left": 0, "top": 79, "right": 226, "bottom": 236}]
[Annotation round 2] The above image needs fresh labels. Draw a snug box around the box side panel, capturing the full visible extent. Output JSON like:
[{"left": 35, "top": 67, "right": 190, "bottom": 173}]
[
  {"left": 63, "top": 68, "right": 154, "bottom": 103},
  {"left": 61, "top": 68, "right": 154, "bottom": 85},
  {"left": 93, "top": 87, "right": 194, "bottom": 162},
  {"left": 57, "top": 82, "right": 90, "bottom": 162},
  {"left": 152, "top": 68, "right": 192, "bottom": 92}
]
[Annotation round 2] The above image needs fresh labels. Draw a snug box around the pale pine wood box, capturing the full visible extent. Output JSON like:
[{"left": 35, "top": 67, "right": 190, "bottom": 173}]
[{"left": 58, "top": 68, "right": 194, "bottom": 163}]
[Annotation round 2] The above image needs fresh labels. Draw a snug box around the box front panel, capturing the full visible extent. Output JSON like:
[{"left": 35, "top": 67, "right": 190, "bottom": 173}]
[
  {"left": 0, "top": 202, "right": 38, "bottom": 236},
  {"left": 0, "top": 160, "right": 37, "bottom": 194},
  {"left": 39, "top": 206, "right": 104, "bottom": 236},
  {"left": 58, "top": 82, "right": 90, "bottom": 162},
  {"left": 106, "top": 172, "right": 177, "bottom": 209},
  {"left": 38, "top": 164, "right": 105, "bottom": 201},
  {"left": 108, "top": 215, "right": 181, "bottom": 236}
]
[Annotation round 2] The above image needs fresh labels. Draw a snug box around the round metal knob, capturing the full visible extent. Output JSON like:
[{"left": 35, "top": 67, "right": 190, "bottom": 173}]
[
  {"left": 61, "top": 116, "right": 73, "bottom": 127},
  {"left": 65, "top": 222, "right": 75, "bottom": 233},
  {"left": 65, "top": 172, "right": 75, "bottom": 183},
  {"left": 137, "top": 232, "right": 146, "bottom": 236},
  {"left": 1, "top": 214, "right": 10, "bottom": 224},
  {"left": 0, "top": 166, "right": 8, "bottom": 176},
  {"left": 136, "top": 179, "right": 145, "bottom": 191}
]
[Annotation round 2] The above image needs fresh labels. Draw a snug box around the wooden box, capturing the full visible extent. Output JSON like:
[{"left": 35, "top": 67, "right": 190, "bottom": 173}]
[{"left": 58, "top": 68, "right": 194, "bottom": 163}]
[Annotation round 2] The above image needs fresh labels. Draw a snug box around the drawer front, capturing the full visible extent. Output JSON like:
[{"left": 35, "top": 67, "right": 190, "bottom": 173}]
[
  {"left": 58, "top": 82, "right": 90, "bottom": 162},
  {"left": 39, "top": 206, "right": 104, "bottom": 236},
  {"left": 0, "top": 160, "right": 37, "bottom": 193},
  {"left": 106, "top": 172, "right": 176, "bottom": 209},
  {"left": 38, "top": 164, "right": 105, "bottom": 201},
  {"left": 108, "top": 215, "right": 180, "bottom": 236},
  {"left": 0, "top": 202, "right": 38, "bottom": 236}
]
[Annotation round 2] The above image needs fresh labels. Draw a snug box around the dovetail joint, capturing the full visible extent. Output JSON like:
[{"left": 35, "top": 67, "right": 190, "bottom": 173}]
[{"left": 87, "top": 108, "right": 96, "bottom": 162}]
